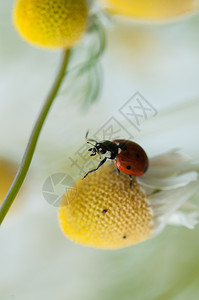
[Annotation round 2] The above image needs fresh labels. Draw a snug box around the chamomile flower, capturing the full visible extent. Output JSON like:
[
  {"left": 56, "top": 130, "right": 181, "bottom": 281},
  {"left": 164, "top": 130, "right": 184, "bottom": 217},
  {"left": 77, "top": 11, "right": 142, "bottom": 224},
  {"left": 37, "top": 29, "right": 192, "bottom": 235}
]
[
  {"left": 100, "top": 0, "right": 199, "bottom": 20},
  {"left": 59, "top": 149, "right": 199, "bottom": 249},
  {"left": 0, "top": 158, "right": 24, "bottom": 214},
  {"left": 0, "top": 158, "right": 17, "bottom": 205},
  {"left": 13, "top": 0, "right": 88, "bottom": 49}
]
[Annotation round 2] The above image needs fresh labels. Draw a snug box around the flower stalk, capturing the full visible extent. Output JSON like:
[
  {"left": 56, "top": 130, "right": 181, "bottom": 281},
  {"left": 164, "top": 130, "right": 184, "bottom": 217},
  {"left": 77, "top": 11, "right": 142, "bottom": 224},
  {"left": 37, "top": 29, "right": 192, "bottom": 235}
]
[{"left": 0, "top": 49, "right": 71, "bottom": 224}]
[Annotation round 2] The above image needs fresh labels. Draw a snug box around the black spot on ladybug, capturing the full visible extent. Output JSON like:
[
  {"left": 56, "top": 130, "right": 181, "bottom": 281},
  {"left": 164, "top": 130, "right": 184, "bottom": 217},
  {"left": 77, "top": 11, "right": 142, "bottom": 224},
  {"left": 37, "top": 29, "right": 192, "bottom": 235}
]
[
  {"left": 123, "top": 235, "right": 127, "bottom": 239},
  {"left": 136, "top": 153, "right": 140, "bottom": 158},
  {"left": 102, "top": 209, "right": 108, "bottom": 214},
  {"left": 144, "top": 165, "right": 148, "bottom": 173},
  {"left": 126, "top": 165, "right": 131, "bottom": 170}
]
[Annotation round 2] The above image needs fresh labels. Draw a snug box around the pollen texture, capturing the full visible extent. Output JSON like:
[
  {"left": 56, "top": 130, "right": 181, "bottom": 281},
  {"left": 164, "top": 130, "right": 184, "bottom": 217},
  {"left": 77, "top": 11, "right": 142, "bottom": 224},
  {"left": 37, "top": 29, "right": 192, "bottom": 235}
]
[
  {"left": 59, "top": 163, "right": 153, "bottom": 249},
  {"left": 13, "top": 0, "right": 88, "bottom": 49},
  {"left": 101, "top": 0, "right": 196, "bottom": 19}
]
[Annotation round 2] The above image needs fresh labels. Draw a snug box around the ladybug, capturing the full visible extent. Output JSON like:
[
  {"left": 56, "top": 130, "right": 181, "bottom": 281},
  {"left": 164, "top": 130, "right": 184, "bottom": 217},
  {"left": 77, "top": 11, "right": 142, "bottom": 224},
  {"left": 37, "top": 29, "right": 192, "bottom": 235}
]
[{"left": 83, "top": 131, "right": 149, "bottom": 187}]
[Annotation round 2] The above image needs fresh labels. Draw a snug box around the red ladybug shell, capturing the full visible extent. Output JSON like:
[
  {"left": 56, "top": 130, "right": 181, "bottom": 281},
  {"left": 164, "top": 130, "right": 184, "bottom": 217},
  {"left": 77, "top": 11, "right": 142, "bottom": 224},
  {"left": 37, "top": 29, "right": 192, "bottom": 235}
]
[{"left": 113, "top": 139, "right": 149, "bottom": 176}]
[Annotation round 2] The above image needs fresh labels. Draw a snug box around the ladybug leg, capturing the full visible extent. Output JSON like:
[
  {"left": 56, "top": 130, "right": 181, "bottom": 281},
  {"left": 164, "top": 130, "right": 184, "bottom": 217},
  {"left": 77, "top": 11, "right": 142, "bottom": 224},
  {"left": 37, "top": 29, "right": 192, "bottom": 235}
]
[
  {"left": 116, "top": 167, "right": 120, "bottom": 176},
  {"left": 110, "top": 166, "right": 120, "bottom": 174},
  {"left": 129, "top": 175, "right": 133, "bottom": 188},
  {"left": 82, "top": 157, "right": 107, "bottom": 179}
]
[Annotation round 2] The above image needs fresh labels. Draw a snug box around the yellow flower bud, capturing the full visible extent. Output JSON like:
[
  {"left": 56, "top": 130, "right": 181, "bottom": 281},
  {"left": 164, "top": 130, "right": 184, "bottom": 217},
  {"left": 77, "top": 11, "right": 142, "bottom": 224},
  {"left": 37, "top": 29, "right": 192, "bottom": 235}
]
[
  {"left": 0, "top": 159, "right": 16, "bottom": 204},
  {"left": 0, "top": 158, "right": 25, "bottom": 215},
  {"left": 59, "top": 163, "right": 153, "bottom": 249},
  {"left": 100, "top": 0, "right": 198, "bottom": 20},
  {"left": 13, "top": 0, "right": 88, "bottom": 49},
  {"left": 0, "top": 158, "right": 22, "bottom": 212}
]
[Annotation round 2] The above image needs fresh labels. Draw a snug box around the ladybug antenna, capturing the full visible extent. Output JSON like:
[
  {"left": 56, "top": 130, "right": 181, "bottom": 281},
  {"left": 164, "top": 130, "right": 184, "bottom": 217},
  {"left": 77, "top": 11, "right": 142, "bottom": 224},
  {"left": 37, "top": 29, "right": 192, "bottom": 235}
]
[{"left": 85, "top": 130, "right": 97, "bottom": 145}]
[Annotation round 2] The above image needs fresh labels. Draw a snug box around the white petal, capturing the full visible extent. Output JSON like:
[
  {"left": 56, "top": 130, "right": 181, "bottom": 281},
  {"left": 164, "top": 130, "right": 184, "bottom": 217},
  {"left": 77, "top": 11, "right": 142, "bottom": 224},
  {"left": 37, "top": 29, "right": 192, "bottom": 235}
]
[
  {"left": 167, "top": 211, "right": 199, "bottom": 229},
  {"left": 148, "top": 181, "right": 199, "bottom": 234},
  {"left": 180, "top": 201, "right": 199, "bottom": 211},
  {"left": 143, "top": 149, "right": 199, "bottom": 179},
  {"left": 138, "top": 171, "right": 197, "bottom": 190}
]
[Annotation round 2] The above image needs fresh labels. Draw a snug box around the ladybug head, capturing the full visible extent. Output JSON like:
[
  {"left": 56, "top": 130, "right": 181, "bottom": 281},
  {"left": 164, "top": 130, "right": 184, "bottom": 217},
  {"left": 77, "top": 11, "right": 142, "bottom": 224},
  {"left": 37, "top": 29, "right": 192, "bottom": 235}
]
[
  {"left": 88, "top": 145, "right": 98, "bottom": 157},
  {"left": 85, "top": 131, "right": 102, "bottom": 158}
]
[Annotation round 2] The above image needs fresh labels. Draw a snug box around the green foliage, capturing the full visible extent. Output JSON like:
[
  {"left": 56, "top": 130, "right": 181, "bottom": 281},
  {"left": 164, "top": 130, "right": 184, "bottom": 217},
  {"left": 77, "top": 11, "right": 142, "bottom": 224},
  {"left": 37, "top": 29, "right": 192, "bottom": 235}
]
[{"left": 62, "top": 14, "right": 106, "bottom": 109}]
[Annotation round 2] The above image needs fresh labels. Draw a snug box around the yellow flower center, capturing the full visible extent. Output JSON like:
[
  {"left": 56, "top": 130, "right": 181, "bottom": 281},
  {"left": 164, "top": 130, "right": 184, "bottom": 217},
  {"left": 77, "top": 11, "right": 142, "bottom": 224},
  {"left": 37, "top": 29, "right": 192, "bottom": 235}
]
[
  {"left": 13, "top": 0, "right": 88, "bottom": 49},
  {"left": 59, "top": 163, "right": 153, "bottom": 249},
  {"left": 100, "top": 0, "right": 197, "bottom": 20}
]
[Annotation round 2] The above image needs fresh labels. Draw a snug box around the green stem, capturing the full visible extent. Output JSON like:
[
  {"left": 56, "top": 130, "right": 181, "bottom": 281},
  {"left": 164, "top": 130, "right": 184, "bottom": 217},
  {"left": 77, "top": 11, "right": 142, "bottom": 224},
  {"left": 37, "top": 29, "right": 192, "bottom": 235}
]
[{"left": 0, "top": 49, "right": 71, "bottom": 225}]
